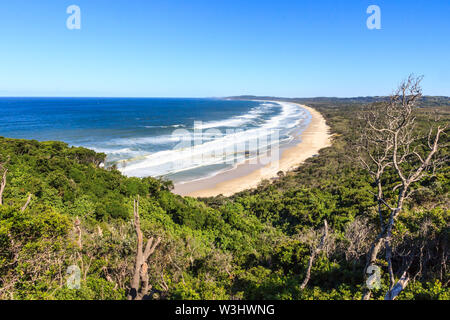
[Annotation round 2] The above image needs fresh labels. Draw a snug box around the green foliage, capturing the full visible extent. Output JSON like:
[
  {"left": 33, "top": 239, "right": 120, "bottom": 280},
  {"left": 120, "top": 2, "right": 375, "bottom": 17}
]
[
  {"left": 398, "top": 280, "right": 450, "bottom": 300},
  {"left": 54, "top": 277, "right": 126, "bottom": 300}
]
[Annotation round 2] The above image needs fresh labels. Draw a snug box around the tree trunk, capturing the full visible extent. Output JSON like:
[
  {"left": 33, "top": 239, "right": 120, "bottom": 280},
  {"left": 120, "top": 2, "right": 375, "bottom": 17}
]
[
  {"left": 74, "top": 216, "right": 83, "bottom": 250},
  {"left": 385, "top": 271, "right": 409, "bottom": 300},
  {"left": 128, "top": 198, "right": 161, "bottom": 300},
  {"left": 21, "top": 194, "right": 32, "bottom": 212},
  {"left": 362, "top": 230, "right": 386, "bottom": 300},
  {"left": 300, "top": 220, "right": 328, "bottom": 290},
  {"left": 128, "top": 199, "right": 144, "bottom": 300},
  {"left": 0, "top": 169, "right": 7, "bottom": 205}
]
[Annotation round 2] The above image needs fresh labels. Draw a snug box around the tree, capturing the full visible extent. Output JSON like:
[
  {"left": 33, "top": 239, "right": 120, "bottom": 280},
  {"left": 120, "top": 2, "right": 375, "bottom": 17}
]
[
  {"left": 0, "top": 160, "right": 8, "bottom": 205},
  {"left": 128, "top": 197, "right": 161, "bottom": 300},
  {"left": 300, "top": 220, "right": 328, "bottom": 290},
  {"left": 357, "top": 75, "right": 448, "bottom": 300},
  {"left": 21, "top": 194, "right": 33, "bottom": 212},
  {"left": 0, "top": 168, "right": 6, "bottom": 206}
]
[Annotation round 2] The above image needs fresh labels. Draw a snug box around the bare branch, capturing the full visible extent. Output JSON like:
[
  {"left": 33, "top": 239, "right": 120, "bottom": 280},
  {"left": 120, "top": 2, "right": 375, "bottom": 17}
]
[
  {"left": 21, "top": 194, "right": 33, "bottom": 212},
  {"left": 128, "top": 198, "right": 162, "bottom": 300},
  {"left": 74, "top": 216, "right": 82, "bottom": 250},
  {"left": 300, "top": 220, "right": 328, "bottom": 290},
  {"left": 385, "top": 271, "right": 410, "bottom": 300},
  {"left": 0, "top": 168, "right": 7, "bottom": 206},
  {"left": 358, "top": 75, "right": 446, "bottom": 300}
]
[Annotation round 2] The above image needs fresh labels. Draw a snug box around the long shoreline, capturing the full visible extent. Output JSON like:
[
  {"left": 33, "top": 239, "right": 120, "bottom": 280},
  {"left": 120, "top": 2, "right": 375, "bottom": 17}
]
[{"left": 173, "top": 102, "right": 332, "bottom": 197}]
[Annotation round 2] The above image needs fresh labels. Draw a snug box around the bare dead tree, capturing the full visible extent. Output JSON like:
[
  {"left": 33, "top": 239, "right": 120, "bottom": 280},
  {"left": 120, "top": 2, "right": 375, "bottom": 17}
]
[
  {"left": 0, "top": 157, "right": 10, "bottom": 206},
  {"left": 20, "top": 194, "right": 33, "bottom": 212},
  {"left": 74, "top": 216, "right": 83, "bottom": 250},
  {"left": 0, "top": 168, "right": 7, "bottom": 206},
  {"left": 300, "top": 220, "right": 328, "bottom": 290},
  {"left": 128, "top": 197, "right": 161, "bottom": 300},
  {"left": 343, "top": 216, "right": 374, "bottom": 263},
  {"left": 357, "top": 75, "right": 448, "bottom": 300}
]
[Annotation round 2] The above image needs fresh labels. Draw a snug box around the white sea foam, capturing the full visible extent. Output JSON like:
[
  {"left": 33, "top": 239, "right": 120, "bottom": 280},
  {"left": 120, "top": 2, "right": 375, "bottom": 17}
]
[
  {"left": 198, "top": 103, "right": 275, "bottom": 129},
  {"left": 106, "top": 135, "right": 188, "bottom": 146},
  {"left": 143, "top": 124, "right": 186, "bottom": 129},
  {"left": 116, "top": 102, "right": 308, "bottom": 178},
  {"left": 92, "top": 147, "right": 134, "bottom": 154}
]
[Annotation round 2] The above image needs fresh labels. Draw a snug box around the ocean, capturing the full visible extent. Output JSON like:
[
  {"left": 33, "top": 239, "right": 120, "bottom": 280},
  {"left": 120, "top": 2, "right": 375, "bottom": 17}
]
[{"left": 0, "top": 98, "right": 310, "bottom": 183}]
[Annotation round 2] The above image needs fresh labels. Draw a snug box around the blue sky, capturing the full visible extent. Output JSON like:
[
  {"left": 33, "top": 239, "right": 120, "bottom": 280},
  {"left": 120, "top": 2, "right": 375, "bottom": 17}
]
[{"left": 0, "top": 0, "right": 449, "bottom": 97}]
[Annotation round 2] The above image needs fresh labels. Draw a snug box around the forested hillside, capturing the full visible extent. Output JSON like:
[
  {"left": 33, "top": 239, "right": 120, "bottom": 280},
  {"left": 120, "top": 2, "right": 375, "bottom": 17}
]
[{"left": 1, "top": 94, "right": 448, "bottom": 300}]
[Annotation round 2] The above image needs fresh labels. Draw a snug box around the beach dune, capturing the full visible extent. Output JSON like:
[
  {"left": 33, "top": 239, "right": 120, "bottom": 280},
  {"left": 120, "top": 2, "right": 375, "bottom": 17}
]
[{"left": 173, "top": 102, "right": 332, "bottom": 197}]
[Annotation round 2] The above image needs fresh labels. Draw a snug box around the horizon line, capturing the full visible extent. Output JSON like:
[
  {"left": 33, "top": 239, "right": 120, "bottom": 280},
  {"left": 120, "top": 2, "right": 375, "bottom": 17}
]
[{"left": 0, "top": 94, "right": 449, "bottom": 99}]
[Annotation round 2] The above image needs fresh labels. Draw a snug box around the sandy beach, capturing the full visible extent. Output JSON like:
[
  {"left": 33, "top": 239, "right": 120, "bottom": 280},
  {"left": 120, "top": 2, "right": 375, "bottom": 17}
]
[{"left": 173, "top": 102, "right": 332, "bottom": 197}]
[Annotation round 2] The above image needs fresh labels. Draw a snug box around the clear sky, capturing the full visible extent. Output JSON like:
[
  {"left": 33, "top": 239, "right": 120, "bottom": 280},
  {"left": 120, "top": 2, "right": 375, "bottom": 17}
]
[{"left": 0, "top": 0, "right": 449, "bottom": 97}]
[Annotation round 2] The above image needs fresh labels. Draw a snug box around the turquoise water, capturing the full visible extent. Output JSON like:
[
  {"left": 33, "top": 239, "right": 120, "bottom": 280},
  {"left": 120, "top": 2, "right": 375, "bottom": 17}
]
[{"left": 0, "top": 98, "right": 308, "bottom": 183}]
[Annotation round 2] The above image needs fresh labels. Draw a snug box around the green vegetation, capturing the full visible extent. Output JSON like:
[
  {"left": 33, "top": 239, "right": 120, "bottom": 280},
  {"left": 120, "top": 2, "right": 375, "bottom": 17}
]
[{"left": 0, "top": 96, "right": 448, "bottom": 300}]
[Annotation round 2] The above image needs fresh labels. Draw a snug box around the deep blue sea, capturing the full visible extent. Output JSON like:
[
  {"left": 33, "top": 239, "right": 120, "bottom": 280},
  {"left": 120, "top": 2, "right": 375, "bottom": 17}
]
[{"left": 0, "top": 98, "right": 309, "bottom": 183}]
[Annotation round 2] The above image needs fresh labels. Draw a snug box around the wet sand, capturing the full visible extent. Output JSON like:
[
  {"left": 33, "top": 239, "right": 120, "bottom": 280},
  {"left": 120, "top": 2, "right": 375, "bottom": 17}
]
[{"left": 173, "top": 102, "right": 331, "bottom": 197}]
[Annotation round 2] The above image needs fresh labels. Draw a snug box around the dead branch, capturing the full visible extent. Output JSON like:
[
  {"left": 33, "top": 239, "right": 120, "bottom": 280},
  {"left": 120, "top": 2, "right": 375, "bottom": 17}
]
[
  {"left": 128, "top": 197, "right": 161, "bottom": 300},
  {"left": 20, "top": 194, "right": 33, "bottom": 212},
  {"left": 74, "top": 216, "right": 82, "bottom": 250},
  {"left": 385, "top": 271, "right": 410, "bottom": 300},
  {"left": 0, "top": 168, "right": 7, "bottom": 206},
  {"left": 300, "top": 220, "right": 328, "bottom": 290}
]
